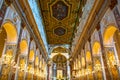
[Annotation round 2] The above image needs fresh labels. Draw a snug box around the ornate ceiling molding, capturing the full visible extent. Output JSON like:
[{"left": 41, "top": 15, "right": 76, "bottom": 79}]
[{"left": 39, "top": 0, "right": 81, "bottom": 44}]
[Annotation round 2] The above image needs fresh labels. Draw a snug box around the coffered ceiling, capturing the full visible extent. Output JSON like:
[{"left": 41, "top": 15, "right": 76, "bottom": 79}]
[{"left": 39, "top": 0, "right": 84, "bottom": 45}]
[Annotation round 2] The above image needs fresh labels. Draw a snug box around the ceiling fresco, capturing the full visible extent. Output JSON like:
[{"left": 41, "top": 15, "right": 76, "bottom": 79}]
[
  {"left": 39, "top": 0, "right": 82, "bottom": 44},
  {"left": 52, "top": 1, "right": 68, "bottom": 20},
  {"left": 52, "top": 47, "right": 68, "bottom": 53}
]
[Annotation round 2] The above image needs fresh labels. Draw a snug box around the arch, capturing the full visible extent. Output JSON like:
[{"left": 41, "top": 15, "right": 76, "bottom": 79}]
[
  {"left": 52, "top": 46, "right": 68, "bottom": 53},
  {"left": 92, "top": 42, "right": 101, "bottom": 56},
  {"left": 75, "top": 58, "right": 79, "bottom": 70},
  {"left": 86, "top": 51, "right": 92, "bottom": 63},
  {"left": 20, "top": 40, "right": 28, "bottom": 55},
  {"left": 103, "top": 25, "right": 119, "bottom": 79},
  {"left": 29, "top": 50, "right": 35, "bottom": 61},
  {"left": 51, "top": 46, "right": 69, "bottom": 59},
  {"left": 78, "top": 60, "right": 81, "bottom": 69},
  {"left": 39, "top": 57, "right": 42, "bottom": 68},
  {"left": 51, "top": 53, "right": 68, "bottom": 59},
  {"left": 81, "top": 57, "right": 85, "bottom": 67},
  {"left": 103, "top": 26, "right": 117, "bottom": 45},
  {"left": 2, "top": 22, "right": 18, "bottom": 43},
  {"left": 50, "top": 45, "right": 69, "bottom": 53},
  {"left": 35, "top": 56, "right": 39, "bottom": 66},
  {"left": 78, "top": 55, "right": 81, "bottom": 69},
  {"left": 106, "top": 50, "right": 119, "bottom": 78},
  {"left": 52, "top": 54, "right": 67, "bottom": 63}
]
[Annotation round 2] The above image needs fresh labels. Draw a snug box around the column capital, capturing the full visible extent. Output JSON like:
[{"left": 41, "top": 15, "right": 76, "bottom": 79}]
[
  {"left": 21, "top": 21, "right": 26, "bottom": 28},
  {"left": 109, "top": 0, "right": 117, "bottom": 9},
  {"left": 96, "top": 22, "right": 101, "bottom": 31},
  {"left": 5, "top": 0, "right": 13, "bottom": 6}
]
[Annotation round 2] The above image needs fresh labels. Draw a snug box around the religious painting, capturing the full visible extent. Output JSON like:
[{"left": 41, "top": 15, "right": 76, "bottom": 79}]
[
  {"left": 52, "top": 1, "right": 68, "bottom": 20},
  {"left": 54, "top": 27, "right": 66, "bottom": 36}
]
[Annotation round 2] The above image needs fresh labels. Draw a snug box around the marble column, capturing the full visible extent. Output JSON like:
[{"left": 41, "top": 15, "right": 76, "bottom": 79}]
[
  {"left": 14, "top": 23, "right": 24, "bottom": 80},
  {"left": 67, "top": 61, "right": 70, "bottom": 80},
  {"left": 47, "top": 64, "right": 50, "bottom": 80},
  {"left": 88, "top": 39, "right": 95, "bottom": 80},
  {"left": 97, "top": 25, "right": 112, "bottom": 79}
]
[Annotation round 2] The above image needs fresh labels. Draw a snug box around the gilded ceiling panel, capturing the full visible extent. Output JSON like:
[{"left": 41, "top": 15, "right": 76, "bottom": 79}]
[{"left": 39, "top": 0, "right": 81, "bottom": 44}]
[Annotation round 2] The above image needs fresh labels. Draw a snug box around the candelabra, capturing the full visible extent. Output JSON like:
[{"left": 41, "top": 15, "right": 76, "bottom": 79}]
[
  {"left": 94, "top": 64, "right": 102, "bottom": 72},
  {"left": 86, "top": 68, "right": 92, "bottom": 75},
  {"left": 0, "top": 54, "right": 16, "bottom": 68},
  {"left": 0, "top": 54, "right": 16, "bottom": 80}
]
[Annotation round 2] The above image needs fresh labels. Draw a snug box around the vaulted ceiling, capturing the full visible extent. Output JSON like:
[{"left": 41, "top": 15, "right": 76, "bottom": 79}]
[{"left": 39, "top": 0, "right": 85, "bottom": 45}]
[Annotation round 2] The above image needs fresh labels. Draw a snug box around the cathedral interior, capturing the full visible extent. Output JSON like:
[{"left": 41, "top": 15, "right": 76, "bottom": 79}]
[{"left": 0, "top": 0, "right": 120, "bottom": 80}]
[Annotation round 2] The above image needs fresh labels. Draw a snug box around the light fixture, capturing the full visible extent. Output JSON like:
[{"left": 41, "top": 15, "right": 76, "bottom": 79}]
[
  {"left": 94, "top": 63, "right": 102, "bottom": 72},
  {"left": 86, "top": 68, "right": 91, "bottom": 75}
]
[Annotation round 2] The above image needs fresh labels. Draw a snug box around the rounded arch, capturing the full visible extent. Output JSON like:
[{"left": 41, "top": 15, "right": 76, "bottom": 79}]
[
  {"left": 39, "top": 56, "right": 42, "bottom": 68},
  {"left": 51, "top": 46, "right": 69, "bottom": 59},
  {"left": 86, "top": 51, "right": 92, "bottom": 63},
  {"left": 51, "top": 53, "right": 68, "bottom": 59},
  {"left": 2, "top": 22, "right": 18, "bottom": 43},
  {"left": 103, "top": 25, "right": 118, "bottom": 45},
  {"left": 35, "top": 56, "right": 39, "bottom": 66},
  {"left": 52, "top": 54, "right": 67, "bottom": 63},
  {"left": 52, "top": 46, "right": 68, "bottom": 53},
  {"left": 20, "top": 39, "right": 28, "bottom": 55},
  {"left": 0, "top": 22, "right": 18, "bottom": 58},
  {"left": 29, "top": 50, "right": 34, "bottom": 61},
  {"left": 81, "top": 57, "right": 85, "bottom": 67},
  {"left": 92, "top": 41, "right": 101, "bottom": 56},
  {"left": 103, "top": 25, "right": 119, "bottom": 79},
  {"left": 29, "top": 40, "right": 36, "bottom": 61},
  {"left": 78, "top": 55, "right": 81, "bottom": 69}
]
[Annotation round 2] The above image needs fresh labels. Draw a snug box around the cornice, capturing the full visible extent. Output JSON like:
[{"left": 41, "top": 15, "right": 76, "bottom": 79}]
[
  {"left": 12, "top": 0, "right": 48, "bottom": 61},
  {"left": 71, "top": 0, "right": 109, "bottom": 58}
]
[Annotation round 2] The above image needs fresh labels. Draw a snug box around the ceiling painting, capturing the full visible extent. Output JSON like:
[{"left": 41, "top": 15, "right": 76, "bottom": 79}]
[{"left": 39, "top": 0, "right": 82, "bottom": 44}]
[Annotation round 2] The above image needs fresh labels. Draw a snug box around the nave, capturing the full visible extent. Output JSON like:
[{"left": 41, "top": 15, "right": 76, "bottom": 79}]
[{"left": 0, "top": 0, "right": 120, "bottom": 80}]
